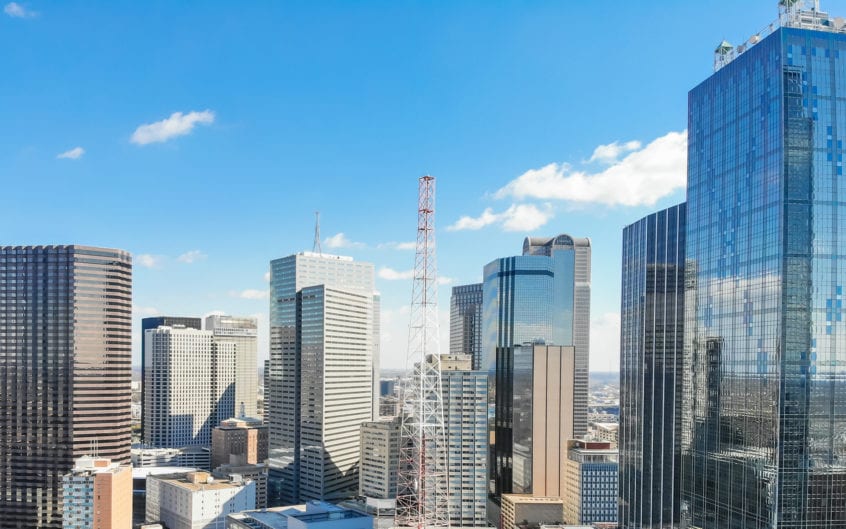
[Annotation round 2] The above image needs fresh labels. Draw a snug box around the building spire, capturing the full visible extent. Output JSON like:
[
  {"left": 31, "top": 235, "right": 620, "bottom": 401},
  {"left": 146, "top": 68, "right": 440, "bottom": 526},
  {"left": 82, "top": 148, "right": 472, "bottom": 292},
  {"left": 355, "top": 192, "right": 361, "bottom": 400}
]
[{"left": 313, "top": 211, "right": 322, "bottom": 255}]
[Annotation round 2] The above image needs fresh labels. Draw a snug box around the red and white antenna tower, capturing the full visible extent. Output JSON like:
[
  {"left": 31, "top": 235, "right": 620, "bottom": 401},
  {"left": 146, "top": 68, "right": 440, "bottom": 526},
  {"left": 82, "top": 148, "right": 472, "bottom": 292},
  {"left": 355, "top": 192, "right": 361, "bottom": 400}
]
[{"left": 396, "top": 175, "right": 450, "bottom": 529}]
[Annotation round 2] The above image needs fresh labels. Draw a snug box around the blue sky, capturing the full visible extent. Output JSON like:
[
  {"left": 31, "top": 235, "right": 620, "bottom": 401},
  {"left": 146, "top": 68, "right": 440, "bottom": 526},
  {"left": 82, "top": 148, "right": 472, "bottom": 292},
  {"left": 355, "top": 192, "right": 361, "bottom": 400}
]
[{"left": 1, "top": 1, "right": 789, "bottom": 370}]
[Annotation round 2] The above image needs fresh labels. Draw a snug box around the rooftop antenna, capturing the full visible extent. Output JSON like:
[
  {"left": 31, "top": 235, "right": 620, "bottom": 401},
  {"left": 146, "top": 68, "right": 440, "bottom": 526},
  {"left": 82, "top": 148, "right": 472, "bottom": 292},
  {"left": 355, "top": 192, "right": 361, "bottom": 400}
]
[{"left": 313, "top": 211, "right": 323, "bottom": 255}]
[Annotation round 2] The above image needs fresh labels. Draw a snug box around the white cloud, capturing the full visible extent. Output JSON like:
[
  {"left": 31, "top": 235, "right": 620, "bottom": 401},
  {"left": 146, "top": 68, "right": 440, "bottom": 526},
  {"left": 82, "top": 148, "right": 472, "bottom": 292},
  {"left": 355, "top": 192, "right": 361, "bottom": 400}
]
[
  {"left": 378, "top": 267, "right": 414, "bottom": 280},
  {"left": 232, "top": 289, "right": 269, "bottom": 300},
  {"left": 448, "top": 203, "right": 554, "bottom": 232},
  {"left": 4, "top": 2, "right": 35, "bottom": 18},
  {"left": 590, "top": 312, "right": 620, "bottom": 372},
  {"left": 130, "top": 110, "right": 215, "bottom": 145},
  {"left": 587, "top": 140, "right": 641, "bottom": 164},
  {"left": 496, "top": 130, "right": 687, "bottom": 207},
  {"left": 378, "top": 241, "right": 416, "bottom": 251},
  {"left": 438, "top": 277, "right": 454, "bottom": 285},
  {"left": 264, "top": 271, "right": 271, "bottom": 282},
  {"left": 57, "top": 146, "right": 85, "bottom": 160},
  {"left": 135, "top": 254, "right": 163, "bottom": 269},
  {"left": 324, "top": 232, "right": 365, "bottom": 249},
  {"left": 177, "top": 250, "right": 206, "bottom": 264}
]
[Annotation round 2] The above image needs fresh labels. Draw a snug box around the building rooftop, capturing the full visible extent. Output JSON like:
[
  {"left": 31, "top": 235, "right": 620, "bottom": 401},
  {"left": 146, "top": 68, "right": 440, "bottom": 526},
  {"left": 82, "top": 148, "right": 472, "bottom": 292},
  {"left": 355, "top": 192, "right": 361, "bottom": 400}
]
[
  {"left": 152, "top": 471, "right": 250, "bottom": 492},
  {"left": 228, "top": 501, "right": 371, "bottom": 529}
]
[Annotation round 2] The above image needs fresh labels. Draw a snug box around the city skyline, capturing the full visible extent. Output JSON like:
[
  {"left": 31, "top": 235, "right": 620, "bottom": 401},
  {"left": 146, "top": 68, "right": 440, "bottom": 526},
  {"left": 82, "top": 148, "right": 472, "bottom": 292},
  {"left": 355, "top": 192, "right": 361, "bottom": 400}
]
[{"left": 1, "top": 1, "right": 789, "bottom": 372}]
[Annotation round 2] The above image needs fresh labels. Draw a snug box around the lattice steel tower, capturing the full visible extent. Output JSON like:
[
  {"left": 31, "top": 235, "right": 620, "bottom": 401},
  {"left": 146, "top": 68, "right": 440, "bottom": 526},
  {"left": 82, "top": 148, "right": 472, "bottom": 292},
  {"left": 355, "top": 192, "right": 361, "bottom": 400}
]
[{"left": 396, "top": 175, "right": 450, "bottom": 529}]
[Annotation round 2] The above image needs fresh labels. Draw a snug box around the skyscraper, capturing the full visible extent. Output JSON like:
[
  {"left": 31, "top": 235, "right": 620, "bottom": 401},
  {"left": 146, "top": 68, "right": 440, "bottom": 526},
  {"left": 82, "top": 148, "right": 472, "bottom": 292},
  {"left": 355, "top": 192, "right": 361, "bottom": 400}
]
[
  {"left": 450, "top": 283, "right": 483, "bottom": 370},
  {"left": 682, "top": 4, "right": 846, "bottom": 527},
  {"left": 439, "top": 354, "right": 489, "bottom": 527},
  {"left": 482, "top": 234, "right": 591, "bottom": 499},
  {"left": 619, "top": 203, "right": 685, "bottom": 529},
  {"left": 359, "top": 417, "right": 400, "bottom": 501},
  {"left": 140, "top": 316, "right": 202, "bottom": 439},
  {"left": 205, "top": 315, "right": 259, "bottom": 418},
  {"left": 267, "top": 252, "right": 377, "bottom": 504},
  {"left": 0, "top": 245, "right": 132, "bottom": 528}
]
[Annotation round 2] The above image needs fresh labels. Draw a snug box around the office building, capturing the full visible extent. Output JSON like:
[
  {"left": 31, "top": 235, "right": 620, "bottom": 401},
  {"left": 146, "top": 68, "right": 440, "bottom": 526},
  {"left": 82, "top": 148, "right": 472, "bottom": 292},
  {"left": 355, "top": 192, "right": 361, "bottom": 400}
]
[
  {"left": 0, "top": 245, "right": 132, "bottom": 528},
  {"left": 359, "top": 417, "right": 400, "bottom": 501},
  {"left": 450, "top": 283, "right": 483, "bottom": 369},
  {"left": 143, "top": 326, "right": 225, "bottom": 448},
  {"left": 512, "top": 344, "right": 575, "bottom": 497},
  {"left": 500, "top": 495, "right": 565, "bottom": 529},
  {"left": 439, "top": 354, "right": 489, "bottom": 526},
  {"left": 214, "top": 463, "right": 268, "bottom": 509},
  {"left": 145, "top": 471, "right": 254, "bottom": 529},
  {"left": 211, "top": 417, "right": 268, "bottom": 469},
  {"left": 619, "top": 203, "right": 685, "bottom": 529},
  {"left": 62, "top": 457, "right": 132, "bottom": 529},
  {"left": 227, "top": 501, "right": 373, "bottom": 529},
  {"left": 141, "top": 317, "right": 202, "bottom": 439},
  {"left": 483, "top": 235, "right": 591, "bottom": 498},
  {"left": 562, "top": 441, "right": 617, "bottom": 527},
  {"left": 267, "top": 252, "right": 377, "bottom": 504},
  {"left": 681, "top": 4, "right": 846, "bottom": 527},
  {"left": 205, "top": 315, "right": 259, "bottom": 418}
]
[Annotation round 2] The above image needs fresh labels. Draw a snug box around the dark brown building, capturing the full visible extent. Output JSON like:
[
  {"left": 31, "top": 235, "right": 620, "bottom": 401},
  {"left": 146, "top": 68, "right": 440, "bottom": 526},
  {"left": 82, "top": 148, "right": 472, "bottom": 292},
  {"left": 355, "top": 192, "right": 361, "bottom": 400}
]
[{"left": 211, "top": 417, "right": 268, "bottom": 470}]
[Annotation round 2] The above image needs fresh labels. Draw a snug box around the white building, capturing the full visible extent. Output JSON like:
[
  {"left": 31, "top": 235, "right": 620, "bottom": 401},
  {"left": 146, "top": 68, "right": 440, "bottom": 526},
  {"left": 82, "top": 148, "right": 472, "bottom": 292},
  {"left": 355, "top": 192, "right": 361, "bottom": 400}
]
[
  {"left": 146, "top": 471, "right": 254, "bottom": 529},
  {"left": 205, "top": 315, "right": 259, "bottom": 418},
  {"left": 268, "top": 252, "right": 378, "bottom": 504}
]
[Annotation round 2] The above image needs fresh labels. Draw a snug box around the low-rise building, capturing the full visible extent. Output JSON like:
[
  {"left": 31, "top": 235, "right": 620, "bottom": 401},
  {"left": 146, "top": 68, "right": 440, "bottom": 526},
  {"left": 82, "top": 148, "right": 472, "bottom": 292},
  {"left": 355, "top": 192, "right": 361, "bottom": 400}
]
[
  {"left": 215, "top": 463, "right": 269, "bottom": 509},
  {"left": 211, "top": 417, "right": 268, "bottom": 469},
  {"left": 146, "top": 471, "right": 255, "bottom": 529},
  {"left": 562, "top": 440, "right": 618, "bottom": 527},
  {"left": 62, "top": 456, "right": 132, "bottom": 529},
  {"left": 132, "top": 445, "right": 211, "bottom": 470},
  {"left": 500, "top": 495, "right": 565, "bottom": 529},
  {"left": 226, "top": 500, "right": 373, "bottom": 529}
]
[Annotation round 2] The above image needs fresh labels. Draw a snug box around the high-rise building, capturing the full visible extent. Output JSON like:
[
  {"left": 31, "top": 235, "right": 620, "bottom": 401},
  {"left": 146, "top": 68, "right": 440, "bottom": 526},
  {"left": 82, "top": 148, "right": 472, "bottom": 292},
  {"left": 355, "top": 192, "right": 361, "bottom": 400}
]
[
  {"left": 681, "top": 4, "right": 846, "bottom": 528},
  {"left": 619, "top": 203, "right": 685, "bottom": 529},
  {"left": 141, "top": 317, "right": 202, "bottom": 439},
  {"left": 483, "top": 235, "right": 591, "bottom": 499},
  {"left": 205, "top": 315, "right": 259, "bottom": 418},
  {"left": 0, "top": 245, "right": 132, "bottom": 528},
  {"left": 511, "top": 344, "right": 576, "bottom": 498},
  {"left": 211, "top": 417, "right": 268, "bottom": 469},
  {"left": 267, "top": 252, "right": 377, "bottom": 504},
  {"left": 62, "top": 457, "right": 132, "bottom": 529},
  {"left": 450, "top": 283, "right": 483, "bottom": 370},
  {"left": 439, "top": 354, "right": 489, "bottom": 527},
  {"left": 359, "top": 417, "right": 400, "bottom": 501},
  {"left": 562, "top": 441, "right": 618, "bottom": 527},
  {"left": 143, "top": 326, "right": 235, "bottom": 448}
]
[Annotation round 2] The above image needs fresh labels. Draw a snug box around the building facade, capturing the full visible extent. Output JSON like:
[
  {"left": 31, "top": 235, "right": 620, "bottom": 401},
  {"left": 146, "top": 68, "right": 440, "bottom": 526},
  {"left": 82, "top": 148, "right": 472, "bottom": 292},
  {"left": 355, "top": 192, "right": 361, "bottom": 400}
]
[
  {"left": 450, "top": 283, "right": 484, "bottom": 370},
  {"left": 141, "top": 317, "right": 202, "bottom": 439},
  {"left": 62, "top": 457, "right": 132, "bottom": 529},
  {"left": 211, "top": 417, "right": 268, "bottom": 469},
  {"left": 359, "top": 417, "right": 400, "bottom": 501},
  {"left": 145, "top": 471, "right": 254, "bottom": 529},
  {"left": 439, "top": 354, "right": 489, "bottom": 526},
  {"left": 500, "top": 495, "right": 565, "bottom": 529},
  {"left": 482, "top": 235, "right": 591, "bottom": 499},
  {"left": 267, "top": 252, "right": 377, "bottom": 505},
  {"left": 205, "top": 315, "right": 259, "bottom": 418},
  {"left": 682, "top": 5, "right": 846, "bottom": 528},
  {"left": 619, "top": 203, "right": 685, "bottom": 529},
  {"left": 0, "top": 245, "right": 132, "bottom": 528},
  {"left": 562, "top": 441, "right": 618, "bottom": 527},
  {"left": 512, "top": 344, "right": 576, "bottom": 498}
]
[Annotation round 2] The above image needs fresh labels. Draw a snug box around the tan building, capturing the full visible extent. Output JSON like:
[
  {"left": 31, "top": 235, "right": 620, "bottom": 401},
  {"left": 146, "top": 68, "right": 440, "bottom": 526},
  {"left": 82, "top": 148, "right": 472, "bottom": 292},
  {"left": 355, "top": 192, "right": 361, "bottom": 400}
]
[
  {"left": 512, "top": 344, "right": 575, "bottom": 497},
  {"left": 359, "top": 417, "right": 400, "bottom": 500},
  {"left": 211, "top": 417, "right": 268, "bottom": 469},
  {"left": 62, "top": 456, "right": 132, "bottom": 529},
  {"left": 146, "top": 471, "right": 255, "bottom": 529},
  {"left": 501, "top": 494, "right": 565, "bottom": 529}
]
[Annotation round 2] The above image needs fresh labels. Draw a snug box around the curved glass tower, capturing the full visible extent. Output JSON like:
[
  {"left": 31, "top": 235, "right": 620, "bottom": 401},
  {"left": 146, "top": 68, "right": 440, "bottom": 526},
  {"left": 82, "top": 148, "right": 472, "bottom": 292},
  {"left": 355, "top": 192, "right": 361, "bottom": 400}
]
[{"left": 482, "top": 234, "right": 590, "bottom": 499}]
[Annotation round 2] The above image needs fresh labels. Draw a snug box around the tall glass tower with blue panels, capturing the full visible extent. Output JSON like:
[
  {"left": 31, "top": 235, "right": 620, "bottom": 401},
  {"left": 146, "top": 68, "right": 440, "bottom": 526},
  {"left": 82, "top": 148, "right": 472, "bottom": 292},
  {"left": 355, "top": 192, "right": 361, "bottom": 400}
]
[
  {"left": 682, "top": 5, "right": 846, "bottom": 528},
  {"left": 482, "top": 234, "right": 590, "bottom": 500}
]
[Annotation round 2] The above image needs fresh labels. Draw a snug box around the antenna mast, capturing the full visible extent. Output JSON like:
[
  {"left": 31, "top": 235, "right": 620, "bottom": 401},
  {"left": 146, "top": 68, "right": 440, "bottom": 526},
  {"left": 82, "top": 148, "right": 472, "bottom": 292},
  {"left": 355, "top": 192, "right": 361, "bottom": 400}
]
[
  {"left": 313, "top": 211, "right": 322, "bottom": 254},
  {"left": 396, "top": 175, "right": 450, "bottom": 529}
]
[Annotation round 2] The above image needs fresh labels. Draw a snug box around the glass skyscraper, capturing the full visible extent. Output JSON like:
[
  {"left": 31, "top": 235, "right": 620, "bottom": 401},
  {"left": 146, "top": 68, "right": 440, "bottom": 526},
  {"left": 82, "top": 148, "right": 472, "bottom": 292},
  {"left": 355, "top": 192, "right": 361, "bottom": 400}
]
[
  {"left": 450, "top": 283, "right": 483, "bottom": 370},
  {"left": 482, "top": 234, "right": 591, "bottom": 499},
  {"left": 0, "top": 245, "right": 132, "bottom": 528},
  {"left": 682, "top": 6, "right": 846, "bottom": 527},
  {"left": 619, "top": 203, "right": 685, "bottom": 529}
]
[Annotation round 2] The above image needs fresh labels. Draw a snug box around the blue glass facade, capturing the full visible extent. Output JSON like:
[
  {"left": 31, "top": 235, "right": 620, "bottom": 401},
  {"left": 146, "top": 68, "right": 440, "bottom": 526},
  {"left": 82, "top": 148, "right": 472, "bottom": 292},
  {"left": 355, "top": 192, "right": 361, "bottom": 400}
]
[
  {"left": 619, "top": 204, "right": 685, "bottom": 529},
  {"left": 482, "top": 234, "right": 590, "bottom": 499},
  {"left": 683, "top": 24, "right": 846, "bottom": 528}
]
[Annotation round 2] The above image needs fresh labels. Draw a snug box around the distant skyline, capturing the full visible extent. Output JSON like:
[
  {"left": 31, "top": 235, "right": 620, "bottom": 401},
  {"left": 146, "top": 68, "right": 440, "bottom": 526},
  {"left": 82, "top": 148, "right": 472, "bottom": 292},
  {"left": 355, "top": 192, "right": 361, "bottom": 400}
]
[{"left": 0, "top": 1, "right": 789, "bottom": 370}]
